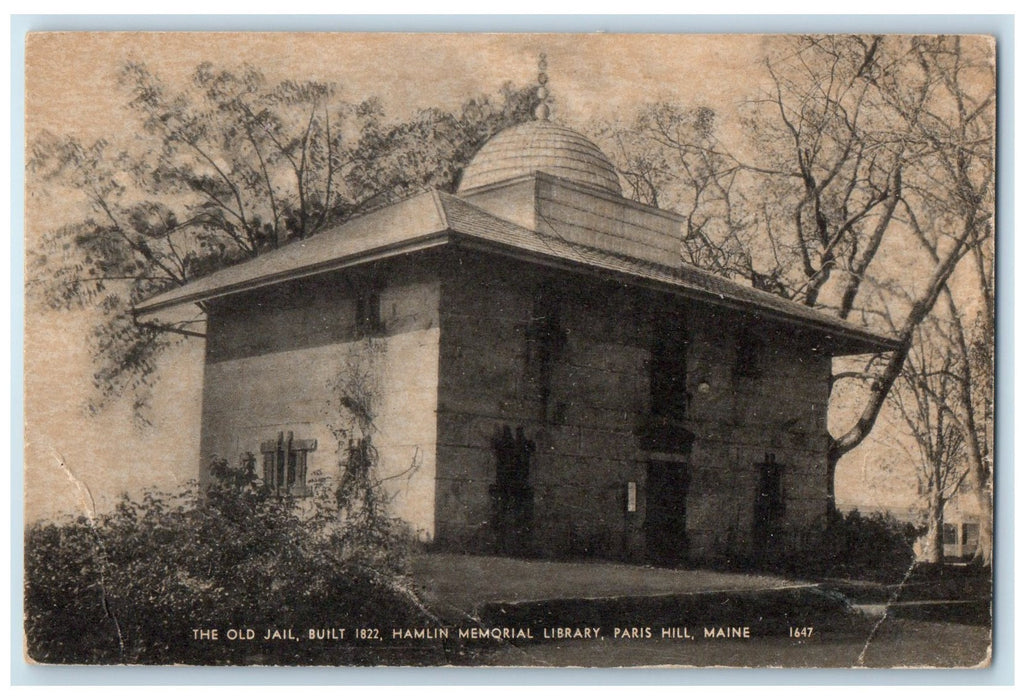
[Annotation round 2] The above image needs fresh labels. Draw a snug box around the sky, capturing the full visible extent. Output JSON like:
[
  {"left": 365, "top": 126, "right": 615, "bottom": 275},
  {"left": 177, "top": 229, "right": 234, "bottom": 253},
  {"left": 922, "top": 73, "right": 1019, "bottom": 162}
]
[
  {"left": 22, "top": 31, "right": 981, "bottom": 523},
  {"left": 25, "top": 32, "right": 770, "bottom": 141}
]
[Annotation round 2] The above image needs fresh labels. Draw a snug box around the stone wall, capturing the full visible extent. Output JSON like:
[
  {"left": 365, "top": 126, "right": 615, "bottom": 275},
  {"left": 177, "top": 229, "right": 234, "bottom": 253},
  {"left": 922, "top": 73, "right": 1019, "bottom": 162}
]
[
  {"left": 683, "top": 315, "right": 832, "bottom": 560},
  {"left": 434, "top": 251, "right": 831, "bottom": 562},
  {"left": 199, "top": 260, "right": 441, "bottom": 539},
  {"left": 198, "top": 244, "right": 833, "bottom": 560}
]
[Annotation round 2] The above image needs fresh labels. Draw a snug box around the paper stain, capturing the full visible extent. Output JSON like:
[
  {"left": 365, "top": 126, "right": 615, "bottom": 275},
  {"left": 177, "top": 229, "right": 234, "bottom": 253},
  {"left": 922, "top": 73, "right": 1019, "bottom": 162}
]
[
  {"left": 48, "top": 449, "right": 126, "bottom": 659},
  {"left": 51, "top": 448, "right": 98, "bottom": 521}
]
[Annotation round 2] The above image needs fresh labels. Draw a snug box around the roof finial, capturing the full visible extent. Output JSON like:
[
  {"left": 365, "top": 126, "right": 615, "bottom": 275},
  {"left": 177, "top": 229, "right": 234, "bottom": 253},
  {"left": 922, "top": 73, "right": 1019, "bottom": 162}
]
[{"left": 534, "top": 53, "right": 551, "bottom": 121}]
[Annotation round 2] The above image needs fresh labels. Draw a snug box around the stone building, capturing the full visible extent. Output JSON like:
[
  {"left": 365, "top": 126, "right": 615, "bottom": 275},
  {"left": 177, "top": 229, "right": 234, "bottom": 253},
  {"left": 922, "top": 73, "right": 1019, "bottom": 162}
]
[{"left": 137, "top": 112, "right": 897, "bottom": 565}]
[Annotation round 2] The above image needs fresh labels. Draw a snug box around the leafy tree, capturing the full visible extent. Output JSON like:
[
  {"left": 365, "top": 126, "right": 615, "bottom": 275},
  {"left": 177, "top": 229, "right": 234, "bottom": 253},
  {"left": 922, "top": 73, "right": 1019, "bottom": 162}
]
[
  {"left": 28, "top": 62, "right": 538, "bottom": 418},
  {"left": 597, "top": 36, "right": 995, "bottom": 521}
]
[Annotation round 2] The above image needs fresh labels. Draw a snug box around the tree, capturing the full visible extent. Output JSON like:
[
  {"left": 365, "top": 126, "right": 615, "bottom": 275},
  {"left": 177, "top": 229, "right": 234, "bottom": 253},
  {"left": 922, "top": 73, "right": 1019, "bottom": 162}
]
[
  {"left": 28, "top": 62, "right": 539, "bottom": 418},
  {"left": 893, "top": 277, "right": 994, "bottom": 565},
  {"left": 952, "top": 279, "right": 995, "bottom": 565},
  {"left": 888, "top": 323, "right": 969, "bottom": 564},
  {"left": 880, "top": 133, "right": 994, "bottom": 565},
  {"left": 597, "top": 35, "right": 995, "bottom": 518},
  {"left": 592, "top": 104, "right": 762, "bottom": 286}
]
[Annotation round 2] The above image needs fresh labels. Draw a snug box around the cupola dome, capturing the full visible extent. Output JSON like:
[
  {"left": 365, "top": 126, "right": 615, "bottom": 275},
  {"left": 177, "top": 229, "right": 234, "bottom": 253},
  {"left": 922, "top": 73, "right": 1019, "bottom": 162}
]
[{"left": 457, "top": 120, "right": 622, "bottom": 196}]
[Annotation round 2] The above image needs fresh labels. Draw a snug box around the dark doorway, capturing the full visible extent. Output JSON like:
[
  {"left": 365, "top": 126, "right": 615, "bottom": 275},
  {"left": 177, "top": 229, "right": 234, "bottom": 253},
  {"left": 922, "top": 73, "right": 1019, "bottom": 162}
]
[
  {"left": 489, "top": 425, "right": 535, "bottom": 555},
  {"left": 753, "top": 453, "right": 785, "bottom": 559},
  {"left": 645, "top": 460, "right": 690, "bottom": 565}
]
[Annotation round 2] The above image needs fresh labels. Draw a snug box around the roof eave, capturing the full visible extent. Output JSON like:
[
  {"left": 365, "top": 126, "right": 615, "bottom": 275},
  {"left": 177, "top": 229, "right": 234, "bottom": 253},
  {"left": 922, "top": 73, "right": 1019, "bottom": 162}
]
[
  {"left": 448, "top": 234, "right": 900, "bottom": 357},
  {"left": 133, "top": 230, "right": 454, "bottom": 316},
  {"left": 133, "top": 199, "right": 900, "bottom": 357}
]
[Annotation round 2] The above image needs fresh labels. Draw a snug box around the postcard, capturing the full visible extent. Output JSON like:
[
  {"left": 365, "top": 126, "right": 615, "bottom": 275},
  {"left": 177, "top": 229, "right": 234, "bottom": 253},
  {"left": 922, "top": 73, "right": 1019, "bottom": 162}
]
[{"left": 23, "top": 31, "right": 994, "bottom": 668}]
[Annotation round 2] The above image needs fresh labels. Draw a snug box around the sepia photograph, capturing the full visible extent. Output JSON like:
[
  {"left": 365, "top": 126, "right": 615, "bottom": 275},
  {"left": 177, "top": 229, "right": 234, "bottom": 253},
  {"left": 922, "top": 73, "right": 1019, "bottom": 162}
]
[{"left": 22, "top": 30, "right": 995, "bottom": 668}]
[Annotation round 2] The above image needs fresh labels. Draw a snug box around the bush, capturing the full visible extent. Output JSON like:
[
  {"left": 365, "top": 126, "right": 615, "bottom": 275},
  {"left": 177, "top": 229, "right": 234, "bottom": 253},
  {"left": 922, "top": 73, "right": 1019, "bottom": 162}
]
[
  {"left": 25, "top": 455, "right": 430, "bottom": 665},
  {"left": 781, "top": 510, "right": 922, "bottom": 582}
]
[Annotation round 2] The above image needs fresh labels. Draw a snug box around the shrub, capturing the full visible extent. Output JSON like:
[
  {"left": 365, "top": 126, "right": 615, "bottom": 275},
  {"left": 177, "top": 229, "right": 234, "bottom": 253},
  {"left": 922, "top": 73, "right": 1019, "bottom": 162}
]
[
  {"left": 782, "top": 510, "right": 922, "bottom": 582},
  {"left": 25, "top": 455, "right": 430, "bottom": 665}
]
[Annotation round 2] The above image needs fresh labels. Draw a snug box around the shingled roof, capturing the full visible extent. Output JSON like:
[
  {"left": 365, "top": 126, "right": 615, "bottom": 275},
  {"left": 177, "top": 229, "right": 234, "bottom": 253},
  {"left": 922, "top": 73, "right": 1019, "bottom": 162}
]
[{"left": 135, "top": 188, "right": 898, "bottom": 356}]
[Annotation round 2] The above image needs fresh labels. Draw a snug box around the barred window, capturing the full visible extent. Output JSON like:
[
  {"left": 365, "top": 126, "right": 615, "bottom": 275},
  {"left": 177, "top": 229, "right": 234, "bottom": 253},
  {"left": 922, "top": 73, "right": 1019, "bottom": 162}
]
[
  {"left": 734, "top": 326, "right": 764, "bottom": 379},
  {"left": 260, "top": 431, "right": 317, "bottom": 497},
  {"left": 650, "top": 310, "right": 688, "bottom": 420}
]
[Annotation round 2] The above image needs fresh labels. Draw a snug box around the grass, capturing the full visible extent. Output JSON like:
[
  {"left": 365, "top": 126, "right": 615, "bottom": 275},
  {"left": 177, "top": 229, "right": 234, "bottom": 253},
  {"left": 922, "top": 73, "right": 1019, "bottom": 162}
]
[{"left": 413, "top": 553, "right": 809, "bottom": 610}]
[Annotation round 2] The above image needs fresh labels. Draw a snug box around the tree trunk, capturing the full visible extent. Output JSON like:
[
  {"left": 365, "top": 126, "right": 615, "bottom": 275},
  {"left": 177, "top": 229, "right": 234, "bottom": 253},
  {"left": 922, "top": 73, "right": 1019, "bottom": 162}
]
[
  {"left": 825, "top": 442, "right": 841, "bottom": 515},
  {"left": 970, "top": 481, "right": 993, "bottom": 567},
  {"left": 962, "top": 428, "right": 993, "bottom": 567},
  {"left": 922, "top": 493, "right": 945, "bottom": 565},
  {"left": 825, "top": 218, "right": 979, "bottom": 508},
  {"left": 943, "top": 289, "right": 993, "bottom": 567}
]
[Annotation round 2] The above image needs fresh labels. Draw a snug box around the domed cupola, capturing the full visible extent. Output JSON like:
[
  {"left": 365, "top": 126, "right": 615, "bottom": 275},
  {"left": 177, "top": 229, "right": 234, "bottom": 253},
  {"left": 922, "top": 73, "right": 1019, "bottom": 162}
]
[
  {"left": 457, "top": 54, "right": 622, "bottom": 197},
  {"left": 458, "top": 121, "right": 622, "bottom": 196}
]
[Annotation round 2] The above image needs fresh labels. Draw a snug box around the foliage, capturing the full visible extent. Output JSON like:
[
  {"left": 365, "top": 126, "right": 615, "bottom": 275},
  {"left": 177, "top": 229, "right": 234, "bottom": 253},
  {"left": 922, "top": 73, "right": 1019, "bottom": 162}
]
[
  {"left": 782, "top": 510, "right": 922, "bottom": 582},
  {"left": 330, "top": 336, "right": 387, "bottom": 438},
  {"left": 24, "top": 454, "right": 429, "bottom": 665},
  {"left": 28, "top": 61, "right": 539, "bottom": 417}
]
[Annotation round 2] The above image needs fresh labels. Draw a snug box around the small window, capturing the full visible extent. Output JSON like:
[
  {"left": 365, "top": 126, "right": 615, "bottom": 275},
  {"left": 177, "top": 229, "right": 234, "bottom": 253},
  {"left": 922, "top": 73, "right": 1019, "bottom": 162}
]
[
  {"left": 650, "top": 310, "right": 688, "bottom": 420},
  {"left": 526, "top": 282, "right": 566, "bottom": 422},
  {"left": 734, "top": 326, "right": 764, "bottom": 379},
  {"left": 260, "top": 431, "right": 317, "bottom": 497},
  {"left": 355, "top": 288, "right": 382, "bottom": 337}
]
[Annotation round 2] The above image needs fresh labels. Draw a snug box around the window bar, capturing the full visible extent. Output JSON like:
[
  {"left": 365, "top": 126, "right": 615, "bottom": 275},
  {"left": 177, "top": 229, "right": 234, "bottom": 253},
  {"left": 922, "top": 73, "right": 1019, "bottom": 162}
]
[
  {"left": 283, "top": 431, "right": 294, "bottom": 494},
  {"left": 275, "top": 431, "right": 285, "bottom": 495},
  {"left": 296, "top": 450, "right": 308, "bottom": 496}
]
